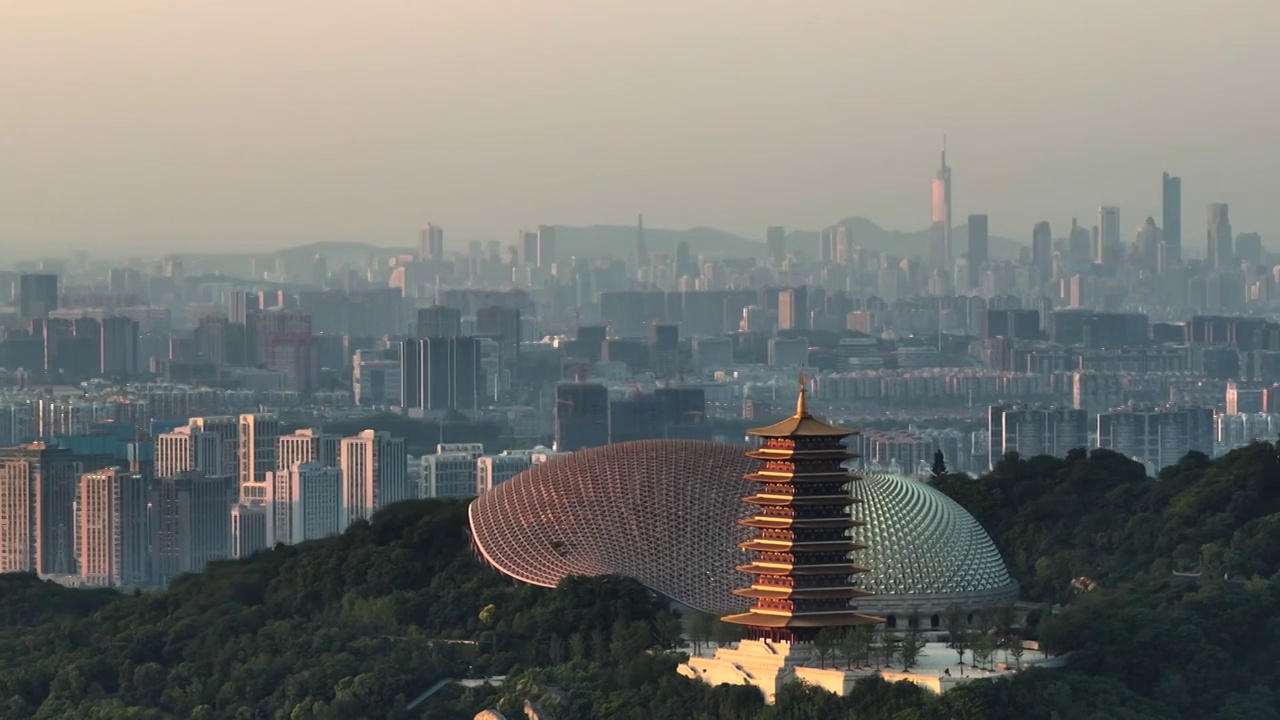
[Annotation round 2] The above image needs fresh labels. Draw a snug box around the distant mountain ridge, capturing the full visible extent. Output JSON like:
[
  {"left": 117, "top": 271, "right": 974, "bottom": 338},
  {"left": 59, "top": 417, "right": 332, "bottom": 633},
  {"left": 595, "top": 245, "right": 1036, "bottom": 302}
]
[{"left": 266, "top": 216, "right": 1025, "bottom": 265}]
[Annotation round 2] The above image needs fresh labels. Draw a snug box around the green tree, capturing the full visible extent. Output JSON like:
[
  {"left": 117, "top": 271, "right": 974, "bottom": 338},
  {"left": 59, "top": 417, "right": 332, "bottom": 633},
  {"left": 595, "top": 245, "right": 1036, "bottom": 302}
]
[
  {"left": 812, "top": 628, "right": 839, "bottom": 669},
  {"left": 688, "top": 611, "right": 712, "bottom": 656},
  {"left": 931, "top": 449, "right": 948, "bottom": 481},
  {"left": 840, "top": 626, "right": 867, "bottom": 669},
  {"left": 899, "top": 628, "right": 927, "bottom": 671},
  {"left": 943, "top": 604, "right": 969, "bottom": 667}
]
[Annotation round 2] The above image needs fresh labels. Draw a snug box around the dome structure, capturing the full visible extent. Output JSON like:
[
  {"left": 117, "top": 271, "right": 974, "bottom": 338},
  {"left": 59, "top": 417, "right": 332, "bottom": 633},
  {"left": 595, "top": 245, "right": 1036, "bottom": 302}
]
[{"left": 469, "top": 440, "right": 1016, "bottom": 619}]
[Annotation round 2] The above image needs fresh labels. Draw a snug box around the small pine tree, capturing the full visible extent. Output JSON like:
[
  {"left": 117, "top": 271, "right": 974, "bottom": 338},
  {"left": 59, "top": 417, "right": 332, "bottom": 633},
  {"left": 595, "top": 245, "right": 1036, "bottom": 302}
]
[{"left": 930, "top": 449, "right": 947, "bottom": 481}]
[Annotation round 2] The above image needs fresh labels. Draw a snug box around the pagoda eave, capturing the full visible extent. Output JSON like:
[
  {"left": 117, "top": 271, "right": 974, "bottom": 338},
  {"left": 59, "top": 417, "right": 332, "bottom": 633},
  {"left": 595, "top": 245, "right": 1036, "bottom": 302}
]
[
  {"left": 736, "top": 562, "right": 868, "bottom": 576},
  {"left": 732, "top": 587, "right": 875, "bottom": 600},
  {"left": 740, "top": 517, "right": 862, "bottom": 530},
  {"left": 736, "top": 540, "right": 866, "bottom": 553},
  {"left": 721, "top": 611, "right": 882, "bottom": 628}
]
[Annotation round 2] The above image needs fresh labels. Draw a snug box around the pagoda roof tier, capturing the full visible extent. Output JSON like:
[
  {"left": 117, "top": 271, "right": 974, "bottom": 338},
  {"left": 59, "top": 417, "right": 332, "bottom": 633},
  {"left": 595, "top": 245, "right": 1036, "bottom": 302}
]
[
  {"left": 745, "top": 375, "right": 857, "bottom": 438},
  {"left": 732, "top": 587, "right": 875, "bottom": 600},
  {"left": 745, "top": 448, "right": 855, "bottom": 461},
  {"left": 737, "top": 540, "right": 865, "bottom": 553},
  {"left": 742, "top": 495, "right": 857, "bottom": 507},
  {"left": 720, "top": 610, "right": 882, "bottom": 628},
  {"left": 742, "top": 471, "right": 855, "bottom": 483},
  {"left": 741, "top": 517, "right": 861, "bottom": 530},
  {"left": 736, "top": 562, "right": 868, "bottom": 576}
]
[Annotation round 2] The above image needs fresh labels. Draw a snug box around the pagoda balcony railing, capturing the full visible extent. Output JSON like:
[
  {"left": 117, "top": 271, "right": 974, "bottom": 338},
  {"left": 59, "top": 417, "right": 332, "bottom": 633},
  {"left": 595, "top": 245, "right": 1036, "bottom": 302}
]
[
  {"left": 758, "top": 528, "right": 850, "bottom": 543},
  {"left": 755, "top": 598, "right": 794, "bottom": 612},
  {"left": 760, "top": 460, "right": 849, "bottom": 474},
  {"left": 756, "top": 550, "right": 852, "bottom": 565},
  {"left": 791, "top": 599, "right": 855, "bottom": 613}
]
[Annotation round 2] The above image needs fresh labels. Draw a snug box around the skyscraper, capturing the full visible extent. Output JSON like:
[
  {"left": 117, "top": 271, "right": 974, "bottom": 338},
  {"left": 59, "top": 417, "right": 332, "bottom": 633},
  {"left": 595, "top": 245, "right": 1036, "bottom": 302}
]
[
  {"left": 155, "top": 426, "right": 224, "bottom": 479},
  {"left": 0, "top": 443, "right": 78, "bottom": 575},
  {"left": 1097, "top": 206, "right": 1121, "bottom": 265},
  {"left": 1208, "top": 203, "right": 1233, "bottom": 269},
  {"left": 98, "top": 316, "right": 140, "bottom": 376},
  {"left": 230, "top": 503, "right": 267, "bottom": 558},
  {"left": 535, "top": 225, "right": 557, "bottom": 269},
  {"left": 554, "top": 382, "right": 610, "bottom": 451},
  {"left": 476, "top": 305, "right": 521, "bottom": 382},
  {"left": 419, "top": 224, "right": 444, "bottom": 262},
  {"left": 266, "top": 462, "right": 341, "bottom": 544},
  {"left": 417, "top": 305, "right": 462, "bottom": 339},
  {"left": 766, "top": 226, "right": 786, "bottom": 262},
  {"left": 1032, "top": 221, "right": 1053, "bottom": 282},
  {"left": 18, "top": 274, "right": 58, "bottom": 319},
  {"left": 1162, "top": 172, "right": 1182, "bottom": 265},
  {"left": 237, "top": 414, "right": 281, "bottom": 502},
  {"left": 149, "top": 472, "right": 232, "bottom": 585},
  {"left": 777, "top": 287, "right": 809, "bottom": 331},
  {"left": 188, "top": 416, "right": 239, "bottom": 478},
  {"left": 967, "top": 214, "right": 989, "bottom": 289},
  {"left": 77, "top": 468, "right": 151, "bottom": 588},
  {"left": 636, "top": 213, "right": 649, "bottom": 271},
  {"left": 930, "top": 141, "right": 953, "bottom": 266},
  {"left": 339, "top": 430, "right": 408, "bottom": 528},
  {"left": 399, "top": 337, "right": 483, "bottom": 411},
  {"left": 277, "top": 428, "right": 339, "bottom": 473}
]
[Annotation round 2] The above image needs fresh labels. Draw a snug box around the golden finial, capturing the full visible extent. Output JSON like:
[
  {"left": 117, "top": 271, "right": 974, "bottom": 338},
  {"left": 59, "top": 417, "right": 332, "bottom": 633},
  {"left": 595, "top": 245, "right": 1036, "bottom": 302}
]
[{"left": 795, "top": 369, "right": 809, "bottom": 417}]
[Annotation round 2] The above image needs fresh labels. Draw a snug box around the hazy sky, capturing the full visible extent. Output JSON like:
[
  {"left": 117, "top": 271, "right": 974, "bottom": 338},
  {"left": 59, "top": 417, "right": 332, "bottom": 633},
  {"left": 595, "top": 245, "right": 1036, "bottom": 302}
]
[{"left": 2, "top": 0, "right": 1277, "bottom": 257}]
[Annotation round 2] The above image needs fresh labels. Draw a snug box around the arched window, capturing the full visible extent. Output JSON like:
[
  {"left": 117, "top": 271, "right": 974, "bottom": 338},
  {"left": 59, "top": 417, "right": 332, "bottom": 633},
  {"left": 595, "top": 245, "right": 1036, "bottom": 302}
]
[
  {"left": 930, "top": 614, "right": 941, "bottom": 629},
  {"left": 885, "top": 615, "right": 897, "bottom": 629}
]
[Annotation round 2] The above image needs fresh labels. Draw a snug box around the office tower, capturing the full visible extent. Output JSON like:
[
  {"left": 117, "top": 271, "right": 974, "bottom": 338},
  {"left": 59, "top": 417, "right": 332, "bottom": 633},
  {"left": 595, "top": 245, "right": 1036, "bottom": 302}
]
[
  {"left": 777, "top": 287, "right": 809, "bottom": 331},
  {"left": 18, "top": 274, "right": 58, "bottom": 319},
  {"left": 416, "top": 305, "right": 462, "bottom": 339},
  {"left": 930, "top": 141, "right": 953, "bottom": 265},
  {"left": 339, "top": 430, "right": 408, "bottom": 528},
  {"left": 675, "top": 240, "right": 695, "bottom": 279},
  {"left": 247, "top": 308, "right": 312, "bottom": 365},
  {"left": 156, "top": 426, "right": 223, "bottom": 479},
  {"left": 149, "top": 472, "right": 233, "bottom": 585},
  {"left": 1095, "top": 406, "right": 1214, "bottom": 472},
  {"left": 1236, "top": 232, "right": 1263, "bottom": 266},
  {"left": 833, "top": 226, "right": 852, "bottom": 265},
  {"left": 476, "top": 305, "right": 521, "bottom": 380},
  {"left": 231, "top": 503, "right": 267, "bottom": 558},
  {"left": 1032, "top": 221, "right": 1053, "bottom": 281},
  {"left": 188, "top": 416, "right": 239, "bottom": 478},
  {"left": 1097, "top": 207, "right": 1121, "bottom": 265},
  {"left": 1162, "top": 172, "right": 1182, "bottom": 265},
  {"left": 419, "top": 224, "right": 444, "bottom": 262},
  {"left": 1208, "top": 203, "right": 1233, "bottom": 269},
  {"left": 607, "top": 394, "right": 664, "bottom": 443},
  {"left": 277, "top": 428, "right": 339, "bottom": 473},
  {"left": 636, "top": 214, "right": 649, "bottom": 270},
  {"left": 647, "top": 323, "right": 680, "bottom": 378},
  {"left": 77, "top": 468, "right": 150, "bottom": 588},
  {"left": 475, "top": 453, "right": 533, "bottom": 496},
  {"left": 266, "top": 462, "right": 341, "bottom": 544},
  {"left": 265, "top": 334, "right": 319, "bottom": 393},
  {"left": 519, "top": 231, "right": 539, "bottom": 265},
  {"left": 421, "top": 443, "right": 485, "bottom": 498},
  {"left": 535, "top": 225, "right": 557, "bottom": 269},
  {"left": 98, "top": 317, "right": 140, "bottom": 376},
  {"left": 228, "top": 291, "right": 260, "bottom": 324},
  {"left": 399, "top": 337, "right": 482, "bottom": 411},
  {"left": 818, "top": 229, "right": 835, "bottom": 263},
  {"left": 0, "top": 443, "right": 78, "bottom": 575},
  {"left": 554, "top": 382, "right": 610, "bottom": 451},
  {"left": 767, "top": 336, "right": 809, "bottom": 368},
  {"left": 987, "top": 404, "right": 1087, "bottom": 468},
  {"left": 692, "top": 336, "right": 733, "bottom": 374},
  {"left": 1067, "top": 218, "right": 1091, "bottom": 267},
  {"left": 766, "top": 226, "right": 786, "bottom": 261},
  {"left": 966, "top": 214, "right": 989, "bottom": 288},
  {"left": 237, "top": 414, "right": 281, "bottom": 502}
]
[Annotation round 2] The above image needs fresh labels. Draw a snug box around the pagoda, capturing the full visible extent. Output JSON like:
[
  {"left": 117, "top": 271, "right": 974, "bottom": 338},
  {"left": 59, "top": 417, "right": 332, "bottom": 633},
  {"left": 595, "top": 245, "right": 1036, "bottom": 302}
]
[{"left": 721, "top": 374, "right": 880, "bottom": 642}]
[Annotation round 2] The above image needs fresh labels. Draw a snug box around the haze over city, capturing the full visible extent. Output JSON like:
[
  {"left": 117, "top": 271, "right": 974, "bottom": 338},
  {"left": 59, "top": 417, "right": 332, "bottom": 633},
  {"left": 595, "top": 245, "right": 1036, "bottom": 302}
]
[{"left": 3, "top": 0, "right": 1278, "bottom": 256}]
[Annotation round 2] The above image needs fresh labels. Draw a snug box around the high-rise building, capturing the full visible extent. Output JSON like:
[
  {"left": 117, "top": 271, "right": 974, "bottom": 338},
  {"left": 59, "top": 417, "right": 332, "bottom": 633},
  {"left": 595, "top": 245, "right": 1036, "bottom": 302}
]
[
  {"left": 76, "top": 468, "right": 150, "bottom": 588},
  {"left": 987, "top": 404, "right": 1087, "bottom": 468},
  {"left": 416, "top": 305, "right": 462, "bottom": 339},
  {"left": 421, "top": 443, "right": 484, "bottom": 498},
  {"left": 156, "top": 426, "right": 223, "bottom": 479},
  {"left": 419, "top": 224, "right": 445, "bottom": 262},
  {"left": 18, "top": 274, "right": 59, "bottom": 319},
  {"left": 339, "top": 430, "right": 408, "bottom": 528},
  {"left": 636, "top": 214, "right": 649, "bottom": 271},
  {"left": 554, "top": 382, "right": 609, "bottom": 451},
  {"left": 519, "top": 231, "right": 539, "bottom": 265},
  {"left": 1095, "top": 406, "right": 1214, "bottom": 472},
  {"left": 265, "top": 334, "right": 319, "bottom": 393},
  {"left": 722, "top": 382, "right": 878, "bottom": 641},
  {"left": 535, "top": 225, "right": 557, "bottom": 269},
  {"left": 930, "top": 142, "right": 953, "bottom": 266},
  {"left": 398, "top": 337, "right": 482, "bottom": 412},
  {"left": 99, "top": 316, "right": 140, "bottom": 376},
  {"left": 1208, "top": 203, "right": 1233, "bottom": 269},
  {"left": 1162, "top": 172, "right": 1182, "bottom": 266},
  {"left": 1236, "top": 232, "right": 1263, "bottom": 266},
  {"left": 646, "top": 323, "right": 679, "bottom": 377},
  {"left": 188, "top": 416, "right": 239, "bottom": 478},
  {"left": 231, "top": 503, "right": 267, "bottom": 558},
  {"left": 266, "top": 462, "right": 341, "bottom": 545},
  {"left": 0, "top": 443, "right": 79, "bottom": 575},
  {"left": 967, "top": 214, "right": 989, "bottom": 288},
  {"left": 237, "top": 414, "right": 281, "bottom": 502},
  {"left": 767, "top": 336, "right": 809, "bottom": 368},
  {"left": 1032, "top": 221, "right": 1053, "bottom": 282},
  {"left": 777, "top": 287, "right": 809, "bottom": 331},
  {"left": 766, "top": 226, "right": 786, "bottom": 262},
  {"left": 476, "top": 306, "right": 521, "bottom": 382},
  {"left": 475, "top": 452, "right": 534, "bottom": 496},
  {"left": 228, "top": 291, "right": 260, "bottom": 325},
  {"left": 149, "top": 472, "right": 232, "bottom": 585},
  {"left": 277, "top": 429, "right": 339, "bottom": 473},
  {"left": 1097, "top": 207, "right": 1121, "bottom": 265}
]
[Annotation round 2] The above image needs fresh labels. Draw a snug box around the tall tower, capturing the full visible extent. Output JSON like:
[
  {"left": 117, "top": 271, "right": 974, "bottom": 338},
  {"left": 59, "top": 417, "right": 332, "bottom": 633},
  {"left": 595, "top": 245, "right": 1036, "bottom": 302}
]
[
  {"left": 930, "top": 139, "right": 953, "bottom": 266},
  {"left": 1097, "top": 206, "right": 1121, "bottom": 265},
  {"left": 636, "top": 214, "right": 649, "bottom": 271},
  {"left": 1162, "top": 173, "right": 1182, "bottom": 265},
  {"left": 722, "top": 377, "right": 879, "bottom": 643},
  {"left": 1208, "top": 203, "right": 1233, "bottom": 269}
]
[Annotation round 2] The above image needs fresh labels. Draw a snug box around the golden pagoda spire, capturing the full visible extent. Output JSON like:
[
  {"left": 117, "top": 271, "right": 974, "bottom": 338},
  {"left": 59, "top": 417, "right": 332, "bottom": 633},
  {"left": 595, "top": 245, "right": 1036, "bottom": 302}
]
[{"left": 795, "top": 370, "right": 809, "bottom": 417}]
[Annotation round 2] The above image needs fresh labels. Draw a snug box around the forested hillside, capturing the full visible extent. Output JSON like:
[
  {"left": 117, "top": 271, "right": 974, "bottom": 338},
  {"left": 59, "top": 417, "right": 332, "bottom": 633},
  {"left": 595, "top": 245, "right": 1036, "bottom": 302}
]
[{"left": 4, "top": 444, "right": 1280, "bottom": 718}]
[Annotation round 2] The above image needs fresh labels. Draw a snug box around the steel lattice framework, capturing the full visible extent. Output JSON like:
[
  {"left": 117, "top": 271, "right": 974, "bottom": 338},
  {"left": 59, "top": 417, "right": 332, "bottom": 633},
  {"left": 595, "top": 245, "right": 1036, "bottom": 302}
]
[{"left": 469, "top": 439, "right": 758, "bottom": 614}]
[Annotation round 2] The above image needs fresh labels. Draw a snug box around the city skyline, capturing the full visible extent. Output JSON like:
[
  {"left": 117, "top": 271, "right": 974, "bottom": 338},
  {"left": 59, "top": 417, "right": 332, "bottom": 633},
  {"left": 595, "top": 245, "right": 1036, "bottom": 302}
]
[{"left": 2, "top": 1, "right": 1277, "bottom": 255}]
